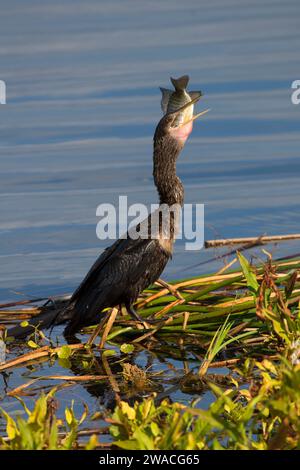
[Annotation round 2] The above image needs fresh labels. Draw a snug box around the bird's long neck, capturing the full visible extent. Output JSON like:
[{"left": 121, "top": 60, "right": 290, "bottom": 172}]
[{"left": 153, "top": 136, "right": 184, "bottom": 207}]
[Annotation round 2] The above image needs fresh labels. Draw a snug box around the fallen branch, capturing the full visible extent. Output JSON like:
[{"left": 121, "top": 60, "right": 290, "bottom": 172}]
[
  {"left": 0, "top": 343, "right": 85, "bottom": 372},
  {"left": 7, "top": 374, "right": 108, "bottom": 396},
  {"left": 0, "top": 294, "right": 72, "bottom": 310},
  {"left": 99, "top": 308, "right": 119, "bottom": 349},
  {"left": 205, "top": 234, "right": 300, "bottom": 248}
]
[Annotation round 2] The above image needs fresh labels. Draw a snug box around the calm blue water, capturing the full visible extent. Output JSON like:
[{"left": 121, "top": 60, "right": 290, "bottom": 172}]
[
  {"left": 0, "top": 0, "right": 299, "bottom": 425},
  {"left": 1, "top": 0, "right": 300, "bottom": 303}
]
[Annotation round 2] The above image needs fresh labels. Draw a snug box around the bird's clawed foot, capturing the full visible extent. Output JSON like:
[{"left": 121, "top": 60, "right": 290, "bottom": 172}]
[{"left": 126, "top": 305, "right": 164, "bottom": 326}]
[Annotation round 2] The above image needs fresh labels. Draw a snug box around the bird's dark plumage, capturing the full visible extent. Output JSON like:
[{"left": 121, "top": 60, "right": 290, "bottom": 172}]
[{"left": 8, "top": 97, "right": 198, "bottom": 340}]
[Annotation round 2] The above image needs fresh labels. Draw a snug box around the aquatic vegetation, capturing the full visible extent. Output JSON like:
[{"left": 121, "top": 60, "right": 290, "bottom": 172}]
[
  {"left": 0, "top": 389, "right": 98, "bottom": 450},
  {"left": 0, "top": 252, "right": 300, "bottom": 449},
  {"left": 107, "top": 356, "right": 300, "bottom": 450}
]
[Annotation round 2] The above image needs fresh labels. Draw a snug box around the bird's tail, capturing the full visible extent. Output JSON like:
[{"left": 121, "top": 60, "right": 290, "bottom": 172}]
[{"left": 7, "top": 307, "right": 66, "bottom": 339}]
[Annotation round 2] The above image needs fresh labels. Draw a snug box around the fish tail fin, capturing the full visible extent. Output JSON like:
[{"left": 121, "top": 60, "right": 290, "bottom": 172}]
[{"left": 170, "top": 75, "right": 189, "bottom": 91}]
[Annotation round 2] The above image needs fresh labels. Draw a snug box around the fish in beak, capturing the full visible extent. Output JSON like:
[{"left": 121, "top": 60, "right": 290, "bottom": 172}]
[
  {"left": 160, "top": 75, "right": 202, "bottom": 127},
  {"left": 165, "top": 86, "right": 210, "bottom": 142}
]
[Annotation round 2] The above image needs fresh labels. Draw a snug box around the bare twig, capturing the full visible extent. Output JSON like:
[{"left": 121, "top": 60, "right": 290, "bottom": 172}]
[
  {"left": 205, "top": 234, "right": 300, "bottom": 248},
  {"left": 132, "top": 315, "right": 174, "bottom": 343},
  {"left": 87, "top": 314, "right": 110, "bottom": 346},
  {"left": 99, "top": 308, "right": 119, "bottom": 349},
  {"left": 155, "top": 279, "right": 184, "bottom": 300},
  {"left": 0, "top": 344, "right": 84, "bottom": 372},
  {"left": 7, "top": 374, "right": 108, "bottom": 396},
  {"left": 216, "top": 257, "right": 238, "bottom": 275}
]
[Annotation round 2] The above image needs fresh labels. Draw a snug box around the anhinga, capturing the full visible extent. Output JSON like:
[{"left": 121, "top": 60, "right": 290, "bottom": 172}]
[{"left": 8, "top": 89, "right": 204, "bottom": 340}]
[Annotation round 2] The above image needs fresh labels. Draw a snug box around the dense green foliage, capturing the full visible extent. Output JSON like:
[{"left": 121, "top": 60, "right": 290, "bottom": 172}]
[
  {"left": 109, "top": 356, "right": 300, "bottom": 450},
  {"left": 0, "top": 253, "right": 299, "bottom": 449},
  {"left": 0, "top": 389, "right": 97, "bottom": 450}
]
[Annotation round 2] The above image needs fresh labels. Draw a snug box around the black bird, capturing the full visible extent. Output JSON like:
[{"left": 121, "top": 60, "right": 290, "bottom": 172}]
[{"left": 8, "top": 92, "right": 204, "bottom": 340}]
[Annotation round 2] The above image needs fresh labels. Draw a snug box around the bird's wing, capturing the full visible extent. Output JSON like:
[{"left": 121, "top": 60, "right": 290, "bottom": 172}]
[
  {"left": 66, "top": 237, "right": 164, "bottom": 331},
  {"left": 70, "top": 237, "right": 157, "bottom": 302}
]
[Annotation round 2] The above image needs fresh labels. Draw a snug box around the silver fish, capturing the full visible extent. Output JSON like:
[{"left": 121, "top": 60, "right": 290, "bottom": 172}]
[{"left": 160, "top": 75, "right": 202, "bottom": 127}]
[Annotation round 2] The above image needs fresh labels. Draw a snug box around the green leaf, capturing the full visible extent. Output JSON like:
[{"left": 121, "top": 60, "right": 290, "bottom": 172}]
[
  {"left": 120, "top": 401, "right": 136, "bottom": 420},
  {"left": 27, "top": 340, "right": 39, "bottom": 349},
  {"left": 110, "top": 424, "right": 121, "bottom": 438},
  {"left": 102, "top": 349, "right": 116, "bottom": 357},
  {"left": 58, "top": 358, "right": 72, "bottom": 369},
  {"left": 62, "top": 428, "right": 77, "bottom": 450},
  {"left": 49, "top": 417, "right": 58, "bottom": 450},
  {"left": 120, "top": 343, "right": 134, "bottom": 354},
  {"left": 57, "top": 345, "right": 72, "bottom": 359},
  {"left": 150, "top": 421, "right": 160, "bottom": 437},
  {"left": 18, "top": 418, "right": 34, "bottom": 449},
  {"left": 132, "top": 428, "right": 155, "bottom": 450},
  {"left": 28, "top": 394, "right": 47, "bottom": 425},
  {"left": 0, "top": 408, "right": 19, "bottom": 440},
  {"left": 78, "top": 403, "right": 89, "bottom": 426},
  {"left": 114, "top": 439, "right": 141, "bottom": 450},
  {"left": 85, "top": 434, "right": 98, "bottom": 450},
  {"left": 237, "top": 252, "right": 259, "bottom": 295},
  {"left": 65, "top": 407, "right": 73, "bottom": 426},
  {"left": 284, "top": 270, "right": 297, "bottom": 299}
]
